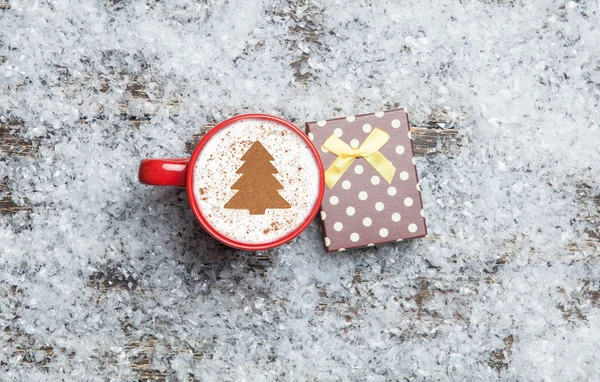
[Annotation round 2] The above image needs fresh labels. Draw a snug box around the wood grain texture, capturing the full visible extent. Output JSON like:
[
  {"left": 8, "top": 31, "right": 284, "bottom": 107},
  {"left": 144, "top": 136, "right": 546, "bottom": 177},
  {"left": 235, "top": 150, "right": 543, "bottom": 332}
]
[
  {"left": 0, "top": 121, "right": 41, "bottom": 157},
  {"left": 577, "top": 183, "right": 600, "bottom": 241},
  {"left": 0, "top": 122, "right": 38, "bottom": 214},
  {"left": 0, "top": 193, "right": 32, "bottom": 215},
  {"left": 185, "top": 122, "right": 460, "bottom": 157},
  {"left": 488, "top": 334, "right": 514, "bottom": 371},
  {"left": 273, "top": 1, "right": 324, "bottom": 84}
]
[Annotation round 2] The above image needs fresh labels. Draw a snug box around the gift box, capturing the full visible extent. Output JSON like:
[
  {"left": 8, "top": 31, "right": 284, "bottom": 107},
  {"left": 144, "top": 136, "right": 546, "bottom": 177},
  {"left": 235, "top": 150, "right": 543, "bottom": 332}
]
[{"left": 306, "top": 109, "right": 427, "bottom": 252}]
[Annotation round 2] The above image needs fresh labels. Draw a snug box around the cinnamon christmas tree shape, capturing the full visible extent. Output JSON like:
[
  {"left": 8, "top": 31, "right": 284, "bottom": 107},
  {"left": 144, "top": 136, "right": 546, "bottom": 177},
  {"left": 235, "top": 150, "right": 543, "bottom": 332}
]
[{"left": 224, "top": 140, "right": 291, "bottom": 215}]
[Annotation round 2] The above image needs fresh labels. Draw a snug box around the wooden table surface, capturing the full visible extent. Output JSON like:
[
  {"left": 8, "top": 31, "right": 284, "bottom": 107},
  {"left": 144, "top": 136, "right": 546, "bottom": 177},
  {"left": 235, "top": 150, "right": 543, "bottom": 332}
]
[{"left": 1, "top": 1, "right": 599, "bottom": 380}]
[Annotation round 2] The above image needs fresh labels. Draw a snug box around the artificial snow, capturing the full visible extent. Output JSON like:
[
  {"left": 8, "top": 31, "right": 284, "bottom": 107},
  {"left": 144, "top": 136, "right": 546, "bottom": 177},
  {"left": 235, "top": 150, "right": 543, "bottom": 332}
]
[{"left": 1, "top": 0, "right": 600, "bottom": 380}]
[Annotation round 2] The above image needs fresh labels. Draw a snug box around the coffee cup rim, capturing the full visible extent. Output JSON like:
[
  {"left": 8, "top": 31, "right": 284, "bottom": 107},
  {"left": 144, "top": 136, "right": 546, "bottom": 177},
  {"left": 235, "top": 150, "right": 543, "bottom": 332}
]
[{"left": 186, "top": 113, "right": 325, "bottom": 251}]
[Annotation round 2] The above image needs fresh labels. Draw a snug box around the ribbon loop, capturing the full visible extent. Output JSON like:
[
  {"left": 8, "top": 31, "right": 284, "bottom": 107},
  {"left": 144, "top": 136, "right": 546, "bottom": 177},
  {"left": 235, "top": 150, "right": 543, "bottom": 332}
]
[{"left": 322, "top": 128, "right": 396, "bottom": 189}]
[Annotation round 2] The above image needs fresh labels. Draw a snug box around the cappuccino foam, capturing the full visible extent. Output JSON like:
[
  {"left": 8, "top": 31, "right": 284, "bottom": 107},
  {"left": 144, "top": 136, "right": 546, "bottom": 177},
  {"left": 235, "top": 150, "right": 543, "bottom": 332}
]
[{"left": 193, "top": 118, "right": 320, "bottom": 245}]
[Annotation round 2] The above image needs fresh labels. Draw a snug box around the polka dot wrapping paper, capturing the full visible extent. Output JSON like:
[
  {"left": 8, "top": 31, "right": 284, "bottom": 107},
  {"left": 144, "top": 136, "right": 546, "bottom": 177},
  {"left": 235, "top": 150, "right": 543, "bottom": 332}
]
[{"left": 306, "top": 109, "right": 427, "bottom": 252}]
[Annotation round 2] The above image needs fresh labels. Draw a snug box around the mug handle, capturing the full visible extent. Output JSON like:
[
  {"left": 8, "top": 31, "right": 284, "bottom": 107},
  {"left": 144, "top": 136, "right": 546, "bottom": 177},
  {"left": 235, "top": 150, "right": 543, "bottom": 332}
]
[{"left": 138, "top": 158, "right": 189, "bottom": 188}]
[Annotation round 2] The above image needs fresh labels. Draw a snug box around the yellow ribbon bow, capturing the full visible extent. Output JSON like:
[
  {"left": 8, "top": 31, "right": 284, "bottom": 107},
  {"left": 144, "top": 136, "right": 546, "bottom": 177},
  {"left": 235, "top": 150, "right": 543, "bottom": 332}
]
[{"left": 323, "top": 128, "right": 396, "bottom": 189}]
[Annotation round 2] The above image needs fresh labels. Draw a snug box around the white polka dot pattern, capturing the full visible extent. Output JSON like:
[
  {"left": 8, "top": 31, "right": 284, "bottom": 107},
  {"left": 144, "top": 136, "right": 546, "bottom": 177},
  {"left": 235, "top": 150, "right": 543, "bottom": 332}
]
[{"left": 306, "top": 109, "right": 427, "bottom": 251}]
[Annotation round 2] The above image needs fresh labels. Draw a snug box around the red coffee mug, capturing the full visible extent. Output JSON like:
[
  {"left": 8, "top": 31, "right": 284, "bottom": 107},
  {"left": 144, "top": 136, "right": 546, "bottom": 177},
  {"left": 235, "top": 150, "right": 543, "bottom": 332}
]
[{"left": 139, "top": 114, "right": 325, "bottom": 251}]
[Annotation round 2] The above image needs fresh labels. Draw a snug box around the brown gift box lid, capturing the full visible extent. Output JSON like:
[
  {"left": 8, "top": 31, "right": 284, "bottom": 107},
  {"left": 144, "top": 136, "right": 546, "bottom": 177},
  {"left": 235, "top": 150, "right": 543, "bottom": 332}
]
[{"left": 306, "top": 109, "right": 427, "bottom": 252}]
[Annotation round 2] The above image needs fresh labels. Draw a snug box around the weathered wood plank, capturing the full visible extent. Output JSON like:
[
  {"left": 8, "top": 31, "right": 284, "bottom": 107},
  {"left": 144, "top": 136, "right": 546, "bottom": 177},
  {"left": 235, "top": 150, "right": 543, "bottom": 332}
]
[
  {"left": 577, "top": 183, "right": 600, "bottom": 241},
  {"left": 0, "top": 194, "right": 32, "bottom": 214},
  {"left": 272, "top": 1, "right": 324, "bottom": 84},
  {"left": 0, "top": 122, "right": 38, "bottom": 214},
  {"left": 89, "top": 267, "right": 138, "bottom": 294},
  {"left": 0, "top": 121, "right": 41, "bottom": 157},
  {"left": 0, "top": 178, "right": 33, "bottom": 215},
  {"left": 185, "top": 121, "right": 460, "bottom": 157},
  {"left": 488, "top": 334, "right": 514, "bottom": 372}
]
